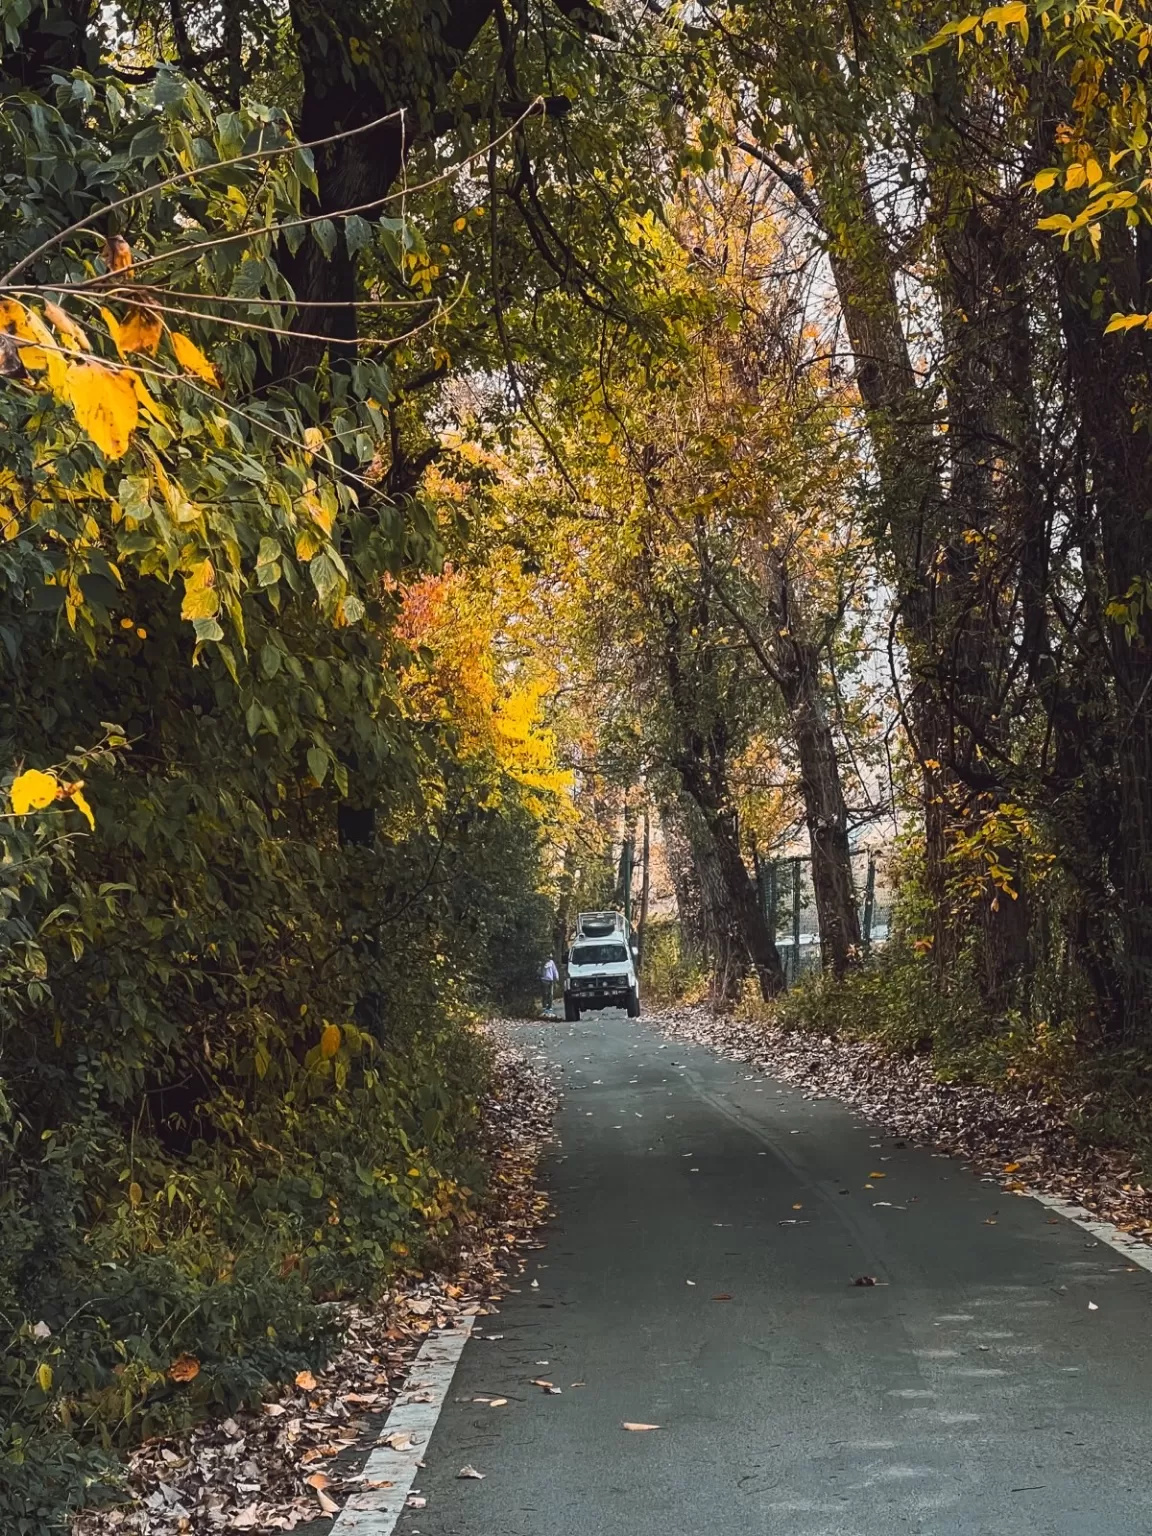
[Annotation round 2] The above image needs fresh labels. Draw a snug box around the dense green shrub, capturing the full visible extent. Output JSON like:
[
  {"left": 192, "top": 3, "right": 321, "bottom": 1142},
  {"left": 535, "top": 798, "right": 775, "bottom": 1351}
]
[
  {"left": 640, "top": 918, "right": 707, "bottom": 1007},
  {"left": 0, "top": 61, "right": 555, "bottom": 1531}
]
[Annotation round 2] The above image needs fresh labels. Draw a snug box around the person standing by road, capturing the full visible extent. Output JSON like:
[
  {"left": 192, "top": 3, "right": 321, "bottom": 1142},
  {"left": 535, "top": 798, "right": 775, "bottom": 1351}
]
[{"left": 540, "top": 955, "right": 559, "bottom": 1013}]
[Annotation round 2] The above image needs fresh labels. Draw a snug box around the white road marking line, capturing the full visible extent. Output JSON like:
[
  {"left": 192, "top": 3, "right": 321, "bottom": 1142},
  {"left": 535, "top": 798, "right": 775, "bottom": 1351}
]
[
  {"left": 1027, "top": 1190, "right": 1152, "bottom": 1275},
  {"left": 329, "top": 1316, "right": 476, "bottom": 1534}
]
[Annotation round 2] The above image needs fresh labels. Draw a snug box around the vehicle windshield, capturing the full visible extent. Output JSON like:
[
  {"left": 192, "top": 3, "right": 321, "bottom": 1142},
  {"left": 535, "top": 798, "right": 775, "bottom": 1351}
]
[{"left": 570, "top": 943, "right": 628, "bottom": 966}]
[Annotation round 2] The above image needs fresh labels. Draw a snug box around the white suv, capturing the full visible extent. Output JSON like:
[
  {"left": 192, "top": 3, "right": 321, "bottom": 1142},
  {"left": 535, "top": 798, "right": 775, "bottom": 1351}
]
[{"left": 564, "top": 911, "right": 641, "bottom": 1020}]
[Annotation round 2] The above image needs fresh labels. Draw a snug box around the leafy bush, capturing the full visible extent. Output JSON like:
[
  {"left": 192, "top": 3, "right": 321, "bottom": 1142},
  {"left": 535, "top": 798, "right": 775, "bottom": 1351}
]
[
  {"left": 0, "top": 58, "right": 558, "bottom": 1531},
  {"left": 640, "top": 918, "right": 707, "bottom": 1007}
]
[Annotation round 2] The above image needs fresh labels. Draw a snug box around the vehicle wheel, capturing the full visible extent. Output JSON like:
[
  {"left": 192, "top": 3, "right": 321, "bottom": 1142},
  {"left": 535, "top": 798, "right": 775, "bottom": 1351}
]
[
  {"left": 627, "top": 987, "right": 641, "bottom": 1018},
  {"left": 564, "top": 995, "right": 580, "bottom": 1022}
]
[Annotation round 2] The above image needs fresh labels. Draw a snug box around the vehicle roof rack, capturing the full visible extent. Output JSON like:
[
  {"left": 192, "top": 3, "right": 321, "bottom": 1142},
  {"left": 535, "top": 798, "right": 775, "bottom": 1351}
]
[{"left": 575, "top": 910, "right": 627, "bottom": 939}]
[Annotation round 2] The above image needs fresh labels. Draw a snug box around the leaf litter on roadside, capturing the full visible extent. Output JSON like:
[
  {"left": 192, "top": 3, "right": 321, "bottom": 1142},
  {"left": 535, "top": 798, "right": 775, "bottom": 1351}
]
[{"left": 71, "top": 1029, "right": 557, "bottom": 1535}]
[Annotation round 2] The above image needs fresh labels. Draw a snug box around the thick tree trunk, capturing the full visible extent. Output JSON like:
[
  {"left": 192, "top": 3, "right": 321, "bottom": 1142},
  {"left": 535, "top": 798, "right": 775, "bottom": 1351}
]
[
  {"left": 280, "top": 0, "right": 499, "bottom": 372},
  {"left": 781, "top": 650, "right": 861, "bottom": 978},
  {"left": 1056, "top": 225, "right": 1152, "bottom": 1037},
  {"left": 676, "top": 764, "right": 785, "bottom": 1003},
  {"left": 660, "top": 800, "right": 705, "bottom": 957},
  {"left": 675, "top": 797, "right": 757, "bottom": 1007},
  {"left": 810, "top": 155, "right": 957, "bottom": 965}
]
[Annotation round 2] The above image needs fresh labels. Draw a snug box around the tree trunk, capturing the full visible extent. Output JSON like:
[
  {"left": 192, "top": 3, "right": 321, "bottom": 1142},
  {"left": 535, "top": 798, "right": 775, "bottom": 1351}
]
[
  {"left": 781, "top": 647, "right": 861, "bottom": 977},
  {"left": 279, "top": 0, "right": 500, "bottom": 373},
  {"left": 636, "top": 807, "right": 651, "bottom": 971},
  {"left": 660, "top": 799, "right": 705, "bottom": 957},
  {"left": 676, "top": 797, "right": 755, "bottom": 1007},
  {"left": 1055, "top": 224, "right": 1152, "bottom": 1038},
  {"left": 676, "top": 766, "right": 785, "bottom": 1003},
  {"left": 809, "top": 152, "right": 956, "bottom": 965}
]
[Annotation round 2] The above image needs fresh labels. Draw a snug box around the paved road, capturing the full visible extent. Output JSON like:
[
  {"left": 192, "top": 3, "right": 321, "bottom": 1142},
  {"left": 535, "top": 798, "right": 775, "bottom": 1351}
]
[{"left": 394, "top": 1011, "right": 1152, "bottom": 1536}]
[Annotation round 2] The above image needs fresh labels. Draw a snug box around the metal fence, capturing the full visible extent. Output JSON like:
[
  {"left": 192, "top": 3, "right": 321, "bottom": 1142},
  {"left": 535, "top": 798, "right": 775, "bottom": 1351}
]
[{"left": 755, "top": 849, "right": 892, "bottom": 987}]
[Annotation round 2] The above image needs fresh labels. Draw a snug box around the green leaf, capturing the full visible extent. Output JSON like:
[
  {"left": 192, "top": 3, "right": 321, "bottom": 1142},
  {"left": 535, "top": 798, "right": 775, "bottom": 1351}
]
[
  {"left": 309, "top": 551, "right": 340, "bottom": 604},
  {"left": 312, "top": 218, "right": 338, "bottom": 258},
  {"left": 307, "top": 744, "right": 328, "bottom": 784},
  {"left": 345, "top": 215, "right": 373, "bottom": 256}
]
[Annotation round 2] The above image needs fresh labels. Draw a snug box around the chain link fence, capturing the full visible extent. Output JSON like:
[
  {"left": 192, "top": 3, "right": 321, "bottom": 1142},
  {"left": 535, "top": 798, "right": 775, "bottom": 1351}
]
[{"left": 756, "top": 849, "right": 893, "bottom": 986}]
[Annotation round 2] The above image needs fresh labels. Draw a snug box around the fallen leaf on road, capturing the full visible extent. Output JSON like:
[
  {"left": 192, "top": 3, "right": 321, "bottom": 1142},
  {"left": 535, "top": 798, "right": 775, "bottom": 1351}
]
[
  {"left": 457, "top": 1465, "right": 486, "bottom": 1479},
  {"left": 488, "top": 1397, "right": 508, "bottom": 1407},
  {"left": 711, "top": 1293, "right": 733, "bottom": 1301},
  {"left": 231, "top": 1505, "right": 259, "bottom": 1530},
  {"left": 315, "top": 1489, "right": 339, "bottom": 1514},
  {"left": 304, "top": 1473, "right": 329, "bottom": 1490},
  {"left": 869, "top": 1172, "right": 886, "bottom": 1179},
  {"left": 407, "top": 1495, "right": 427, "bottom": 1508},
  {"left": 792, "top": 1203, "right": 803, "bottom": 1210},
  {"left": 852, "top": 1275, "right": 877, "bottom": 1286},
  {"left": 622, "top": 1422, "right": 661, "bottom": 1431},
  {"left": 530, "top": 1377, "right": 553, "bottom": 1388},
  {"left": 1088, "top": 1302, "right": 1099, "bottom": 1311},
  {"left": 379, "top": 1431, "right": 413, "bottom": 1450},
  {"left": 295, "top": 1370, "right": 317, "bottom": 1391}
]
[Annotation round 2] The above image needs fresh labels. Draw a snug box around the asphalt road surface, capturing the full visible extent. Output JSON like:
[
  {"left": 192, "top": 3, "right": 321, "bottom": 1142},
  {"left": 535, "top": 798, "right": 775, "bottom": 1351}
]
[{"left": 391, "top": 1010, "right": 1152, "bottom": 1536}]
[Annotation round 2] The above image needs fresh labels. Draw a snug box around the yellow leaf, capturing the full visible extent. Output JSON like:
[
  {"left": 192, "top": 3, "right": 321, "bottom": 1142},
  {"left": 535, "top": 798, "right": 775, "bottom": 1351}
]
[
  {"left": 295, "top": 1369, "right": 317, "bottom": 1390},
  {"left": 170, "top": 330, "right": 219, "bottom": 386},
  {"left": 1064, "top": 162, "right": 1086, "bottom": 191},
  {"left": 11, "top": 768, "right": 59, "bottom": 814},
  {"left": 62, "top": 361, "right": 139, "bottom": 460},
  {"left": 1003, "top": 1161, "right": 1020, "bottom": 1173},
  {"left": 69, "top": 787, "right": 95, "bottom": 830},
  {"left": 44, "top": 301, "right": 90, "bottom": 351},
  {"left": 453, "top": 216, "right": 467, "bottom": 232},
  {"left": 128, "top": 1180, "right": 143, "bottom": 1206},
  {"left": 1032, "top": 168, "right": 1060, "bottom": 193},
  {"left": 1104, "top": 312, "right": 1149, "bottom": 333},
  {"left": 180, "top": 560, "right": 219, "bottom": 622},
  {"left": 303, "top": 489, "right": 334, "bottom": 535},
  {"left": 37, "top": 1363, "right": 53, "bottom": 1393},
  {"left": 1036, "top": 214, "right": 1073, "bottom": 233},
  {"left": 0, "top": 297, "right": 32, "bottom": 336},
  {"left": 320, "top": 1023, "right": 341, "bottom": 1058},
  {"left": 102, "top": 234, "right": 133, "bottom": 273},
  {"left": 295, "top": 526, "right": 323, "bottom": 561},
  {"left": 116, "top": 307, "right": 163, "bottom": 356}
]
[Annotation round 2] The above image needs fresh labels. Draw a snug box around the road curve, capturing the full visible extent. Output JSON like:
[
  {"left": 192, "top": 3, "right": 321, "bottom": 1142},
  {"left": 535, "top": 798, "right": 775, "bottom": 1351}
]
[{"left": 390, "top": 1011, "right": 1152, "bottom": 1536}]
